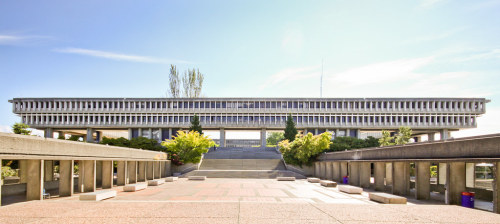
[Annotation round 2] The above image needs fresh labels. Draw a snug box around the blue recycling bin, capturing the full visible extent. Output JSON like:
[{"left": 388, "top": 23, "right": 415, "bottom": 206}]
[
  {"left": 342, "top": 176, "right": 349, "bottom": 184},
  {"left": 461, "top": 192, "right": 475, "bottom": 208}
]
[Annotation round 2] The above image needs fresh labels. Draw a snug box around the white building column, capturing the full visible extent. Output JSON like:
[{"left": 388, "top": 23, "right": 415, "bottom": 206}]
[
  {"left": 260, "top": 128, "right": 266, "bottom": 147},
  {"left": 86, "top": 128, "right": 93, "bottom": 142}
]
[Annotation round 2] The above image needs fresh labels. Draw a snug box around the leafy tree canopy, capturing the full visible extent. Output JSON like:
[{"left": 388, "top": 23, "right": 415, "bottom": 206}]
[
  {"left": 328, "top": 136, "right": 380, "bottom": 152},
  {"left": 267, "top": 132, "right": 284, "bottom": 146},
  {"left": 284, "top": 114, "right": 298, "bottom": 142},
  {"left": 12, "top": 123, "right": 31, "bottom": 135},
  {"left": 161, "top": 131, "right": 216, "bottom": 164},
  {"left": 189, "top": 114, "right": 203, "bottom": 134},
  {"left": 100, "top": 136, "right": 166, "bottom": 152},
  {"left": 379, "top": 127, "right": 413, "bottom": 147},
  {"left": 278, "top": 132, "right": 332, "bottom": 167}
]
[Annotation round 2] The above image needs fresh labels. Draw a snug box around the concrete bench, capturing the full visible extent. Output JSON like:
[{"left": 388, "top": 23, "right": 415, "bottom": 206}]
[
  {"left": 338, "top": 185, "right": 363, "bottom": 194},
  {"left": 320, "top": 180, "right": 337, "bottom": 187},
  {"left": 165, "top": 177, "right": 178, "bottom": 182},
  {"left": 79, "top": 190, "right": 116, "bottom": 201},
  {"left": 188, "top": 176, "right": 206, "bottom": 180},
  {"left": 277, "top": 176, "right": 295, "bottom": 181},
  {"left": 148, "top": 179, "right": 165, "bottom": 186},
  {"left": 369, "top": 192, "right": 407, "bottom": 204},
  {"left": 307, "top": 178, "right": 320, "bottom": 183},
  {"left": 123, "top": 183, "right": 147, "bottom": 192}
]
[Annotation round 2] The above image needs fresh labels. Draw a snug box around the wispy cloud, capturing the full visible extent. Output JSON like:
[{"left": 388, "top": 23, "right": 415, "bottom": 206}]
[
  {"left": 452, "top": 49, "right": 500, "bottom": 62},
  {"left": 53, "top": 47, "right": 190, "bottom": 64},
  {"left": 0, "top": 34, "right": 52, "bottom": 45},
  {"left": 259, "top": 65, "right": 320, "bottom": 90},
  {"left": 420, "top": 0, "right": 448, "bottom": 8},
  {"left": 401, "top": 27, "right": 466, "bottom": 44}
]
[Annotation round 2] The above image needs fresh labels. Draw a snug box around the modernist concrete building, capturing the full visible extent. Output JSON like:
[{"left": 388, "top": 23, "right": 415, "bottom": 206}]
[{"left": 9, "top": 97, "right": 488, "bottom": 146}]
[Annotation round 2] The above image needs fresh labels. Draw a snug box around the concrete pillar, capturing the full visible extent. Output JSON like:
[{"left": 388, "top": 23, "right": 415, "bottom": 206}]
[
  {"left": 44, "top": 128, "right": 53, "bottom": 138},
  {"left": 59, "top": 160, "right": 74, "bottom": 197},
  {"left": 117, "top": 161, "right": 128, "bottom": 186},
  {"left": 385, "top": 163, "right": 393, "bottom": 186},
  {"left": 83, "top": 160, "right": 96, "bottom": 192},
  {"left": 340, "top": 162, "right": 348, "bottom": 181},
  {"left": 428, "top": 133, "right": 435, "bottom": 141},
  {"left": 440, "top": 129, "right": 449, "bottom": 140},
  {"left": 128, "top": 128, "right": 133, "bottom": 140},
  {"left": 43, "top": 160, "right": 53, "bottom": 182},
  {"left": 19, "top": 160, "right": 27, "bottom": 183},
  {"left": 128, "top": 161, "right": 137, "bottom": 183},
  {"left": 325, "top": 162, "right": 333, "bottom": 180},
  {"left": 345, "top": 129, "right": 350, "bottom": 137},
  {"left": 138, "top": 161, "right": 146, "bottom": 182},
  {"left": 86, "top": 128, "right": 93, "bottom": 143},
  {"left": 26, "top": 160, "right": 44, "bottom": 201},
  {"left": 168, "top": 128, "right": 172, "bottom": 140},
  {"left": 101, "top": 161, "right": 113, "bottom": 189},
  {"left": 332, "top": 162, "right": 340, "bottom": 182},
  {"left": 446, "top": 162, "right": 466, "bottom": 205},
  {"left": 260, "top": 128, "right": 266, "bottom": 147},
  {"left": 416, "top": 162, "right": 431, "bottom": 200},
  {"left": 147, "top": 161, "right": 154, "bottom": 180},
  {"left": 95, "top": 161, "right": 102, "bottom": 187},
  {"left": 148, "top": 128, "right": 153, "bottom": 139},
  {"left": 220, "top": 128, "right": 225, "bottom": 147},
  {"left": 359, "top": 162, "right": 371, "bottom": 188},
  {"left": 374, "top": 162, "right": 385, "bottom": 191},
  {"left": 349, "top": 162, "right": 360, "bottom": 186},
  {"left": 154, "top": 161, "right": 161, "bottom": 179},
  {"left": 392, "top": 162, "right": 410, "bottom": 196},
  {"left": 78, "top": 161, "right": 84, "bottom": 193},
  {"left": 493, "top": 162, "right": 500, "bottom": 214},
  {"left": 314, "top": 162, "right": 320, "bottom": 177},
  {"left": 314, "top": 128, "right": 318, "bottom": 135},
  {"left": 320, "top": 162, "right": 327, "bottom": 179}
]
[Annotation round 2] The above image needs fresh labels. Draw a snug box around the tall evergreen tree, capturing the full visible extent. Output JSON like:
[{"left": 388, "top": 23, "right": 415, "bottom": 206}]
[
  {"left": 284, "top": 114, "right": 298, "bottom": 141},
  {"left": 189, "top": 114, "right": 203, "bottom": 134}
]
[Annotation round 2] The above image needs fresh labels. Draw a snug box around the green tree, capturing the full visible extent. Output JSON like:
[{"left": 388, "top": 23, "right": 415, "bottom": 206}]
[
  {"left": 12, "top": 123, "right": 31, "bottom": 135},
  {"left": 189, "top": 114, "right": 203, "bottom": 134},
  {"left": 284, "top": 114, "right": 298, "bottom": 142},
  {"left": 167, "top": 64, "right": 180, "bottom": 98},
  {"left": 278, "top": 132, "right": 332, "bottom": 167},
  {"left": 379, "top": 130, "right": 395, "bottom": 146},
  {"left": 267, "top": 132, "right": 284, "bottom": 146},
  {"left": 100, "top": 136, "right": 166, "bottom": 152},
  {"left": 395, "top": 126, "right": 412, "bottom": 145},
  {"left": 182, "top": 68, "right": 204, "bottom": 98},
  {"left": 161, "top": 131, "right": 216, "bottom": 164},
  {"left": 68, "top": 135, "right": 81, "bottom": 141}
]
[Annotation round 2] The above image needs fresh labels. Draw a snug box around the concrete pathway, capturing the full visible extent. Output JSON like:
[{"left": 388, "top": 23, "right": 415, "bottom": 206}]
[{"left": 0, "top": 178, "right": 498, "bottom": 223}]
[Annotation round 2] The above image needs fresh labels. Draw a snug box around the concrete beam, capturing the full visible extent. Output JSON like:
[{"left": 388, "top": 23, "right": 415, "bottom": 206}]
[
  {"left": 359, "top": 162, "right": 371, "bottom": 188},
  {"left": 446, "top": 162, "right": 466, "bottom": 205},
  {"left": 349, "top": 162, "right": 360, "bottom": 186},
  {"left": 374, "top": 162, "right": 385, "bottom": 191},
  {"left": 117, "top": 161, "right": 128, "bottom": 186},
  {"left": 138, "top": 161, "right": 146, "bottom": 182},
  {"left": 332, "top": 162, "right": 340, "bottom": 182},
  {"left": 83, "top": 160, "right": 96, "bottom": 192},
  {"left": 59, "top": 160, "right": 74, "bottom": 197},
  {"left": 392, "top": 162, "right": 410, "bottom": 196},
  {"left": 127, "top": 161, "right": 137, "bottom": 184},
  {"left": 101, "top": 161, "right": 113, "bottom": 189},
  {"left": 26, "top": 160, "right": 43, "bottom": 201},
  {"left": 416, "top": 162, "right": 431, "bottom": 200}
]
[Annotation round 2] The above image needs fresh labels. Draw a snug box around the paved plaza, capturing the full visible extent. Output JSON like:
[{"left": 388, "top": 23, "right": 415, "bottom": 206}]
[{"left": 0, "top": 178, "right": 498, "bottom": 223}]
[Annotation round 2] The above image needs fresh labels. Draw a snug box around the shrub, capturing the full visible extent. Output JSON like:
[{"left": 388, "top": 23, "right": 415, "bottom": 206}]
[
  {"left": 278, "top": 132, "right": 332, "bottom": 167},
  {"left": 161, "top": 131, "right": 216, "bottom": 164}
]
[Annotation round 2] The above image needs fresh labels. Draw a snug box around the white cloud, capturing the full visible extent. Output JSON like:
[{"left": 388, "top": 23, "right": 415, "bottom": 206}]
[
  {"left": 53, "top": 47, "right": 190, "bottom": 64},
  {"left": 401, "top": 27, "right": 466, "bottom": 44},
  {"left": 259, "top": 65, "right": 321, "bottom": 90},
  {"left": 453, "top": 49, "right": 500, "bottom": 62},
  {"left": 0, "top": 34, "right": 52, "bottom": 45},
  {"left": 420, "top": 0, "right": 448, "bottom": 8}
]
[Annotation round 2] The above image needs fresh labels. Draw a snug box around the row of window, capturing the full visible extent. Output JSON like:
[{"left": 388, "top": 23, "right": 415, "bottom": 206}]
[
  {"left": 23, "top": 114, "right": 476, "bottom": 126},
  {"left": 13, "top": 99, "right": 485, "bottom": 111}
]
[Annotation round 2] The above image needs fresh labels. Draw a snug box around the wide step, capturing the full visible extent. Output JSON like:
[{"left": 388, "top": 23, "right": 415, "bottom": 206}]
[
  {"left": 183, "top": 170, "right": 305, "bottom": 179},
  {"left": 199, "top": 159, "right": 286, "bottom": 170}
]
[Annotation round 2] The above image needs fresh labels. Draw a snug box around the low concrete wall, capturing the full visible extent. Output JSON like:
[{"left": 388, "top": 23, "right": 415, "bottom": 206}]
[
  {"left": 173, "top": 163, "right": 199, "bottom": 174},
  {"left": 285, "top": 164, "right": 314, "bottom": 176},
  {"left": 0, "top": 133, "right": 167, "bottom": 161},
  {"left": 319, "top": 134, "right": 500, "bottom": 161}
]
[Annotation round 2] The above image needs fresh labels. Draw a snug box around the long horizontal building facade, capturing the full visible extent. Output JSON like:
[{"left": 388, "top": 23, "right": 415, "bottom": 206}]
[{"left": 9, "top": 97, "right": 489, "bottom": 147}]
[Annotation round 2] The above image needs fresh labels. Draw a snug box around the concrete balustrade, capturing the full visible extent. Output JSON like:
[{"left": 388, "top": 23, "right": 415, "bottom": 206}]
[
  {"left": 313, "top": 134, "right": 500, "bottom": 214},
  {"left": 0, "top": 133, "right": 170, "bottom": 206}
]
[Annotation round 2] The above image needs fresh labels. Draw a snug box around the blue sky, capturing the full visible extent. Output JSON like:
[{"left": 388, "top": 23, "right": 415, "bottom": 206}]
[{"left": 1, "top": 0, "right": 499, "bottom": 137}]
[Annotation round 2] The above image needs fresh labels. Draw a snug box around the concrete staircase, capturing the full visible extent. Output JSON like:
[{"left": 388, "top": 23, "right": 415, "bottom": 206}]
[{"left": 182, "top": 147, "right": 305, "bottom": 179}]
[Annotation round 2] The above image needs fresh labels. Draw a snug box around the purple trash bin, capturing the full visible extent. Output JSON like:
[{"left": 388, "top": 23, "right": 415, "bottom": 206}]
[
  {"left": 461, "top": 192, "right": 475, "bottom": 208},
  {"left": 342, "top": 176, "right": 349, "bottom": 184}
]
